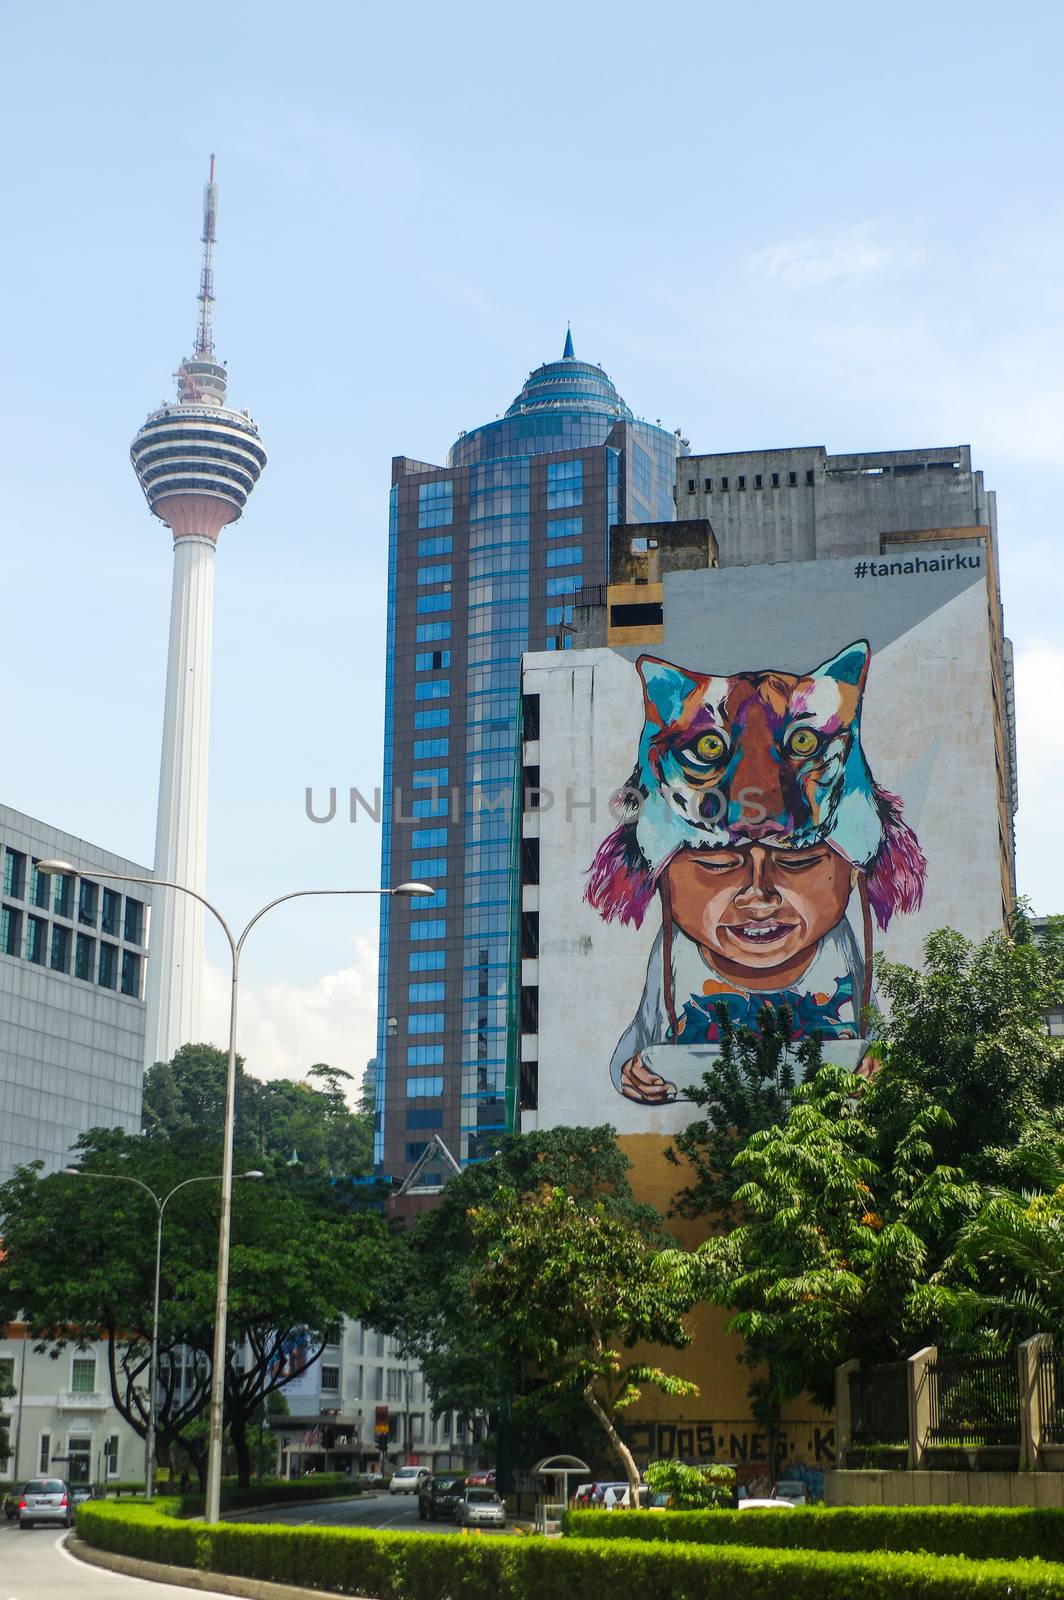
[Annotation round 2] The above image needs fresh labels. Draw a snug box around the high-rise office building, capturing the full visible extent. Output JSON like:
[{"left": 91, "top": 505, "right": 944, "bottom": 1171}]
[
  {"left": 375, "top": 334, "right": 678, "bottom": 1175},
  {"left": 0, "top": 805, "right": 150, "bottom": 1183},
  {"left": 130, "top": 158, "right": 267, "bottom": 1068}
]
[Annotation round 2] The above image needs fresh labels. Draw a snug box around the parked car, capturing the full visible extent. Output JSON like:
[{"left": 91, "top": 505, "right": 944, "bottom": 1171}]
[
  {"left": 418, "top": 1474, "right": 467, "bottom": 1522},
  {"left": 455, "top": 1486, "right": 506, "bottom": 1528},
  {"left": 389, "top": 1465, "right": 431, "bottom": 1495},
  {"left": 737, "top": 1496, "right": 796, "bottom": 1511},
  {"left": 17, "top": 1478, "right": 73, "bottom": 1529},
  {"left": 465, "top": 1468, "right": 496, "bottom": 1487},
  {"left": 72, "top": 1486, "right": 101, "bottom": 1506}
]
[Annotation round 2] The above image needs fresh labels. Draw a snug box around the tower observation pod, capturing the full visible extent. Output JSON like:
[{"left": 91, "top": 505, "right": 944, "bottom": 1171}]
[{"left": 131, "top": 156, "right": 267, "bottom": 1069}]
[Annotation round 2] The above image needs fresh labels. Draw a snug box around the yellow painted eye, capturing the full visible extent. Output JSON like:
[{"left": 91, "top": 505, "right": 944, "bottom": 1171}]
[
  {"left": 787, "top": 727, "right": 820, "bottom": 758},
  {"left": 694, "top": 732, "right": 727, "bottom": 763}
]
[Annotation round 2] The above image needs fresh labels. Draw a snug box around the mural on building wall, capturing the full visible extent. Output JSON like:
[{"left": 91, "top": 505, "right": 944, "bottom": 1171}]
[{"left": 585, "top": 641, "right": 927, "bottom": 1103}]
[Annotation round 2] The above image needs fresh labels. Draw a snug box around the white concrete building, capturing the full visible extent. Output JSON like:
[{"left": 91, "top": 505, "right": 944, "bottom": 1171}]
[
  {"left": 0, "top": 805, "right": 150, "bottom": 1184},
  {"left": 0, "top": 1325, "right": 143, "bottom": 1488}
]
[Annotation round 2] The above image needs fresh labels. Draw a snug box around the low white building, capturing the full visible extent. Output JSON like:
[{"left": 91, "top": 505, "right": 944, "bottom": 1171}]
[{"left": 0, "top": 1324, "right": 143, "bottom": 1488}]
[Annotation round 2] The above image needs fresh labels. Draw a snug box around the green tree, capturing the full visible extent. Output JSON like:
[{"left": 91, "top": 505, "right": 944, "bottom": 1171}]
[
  {"left": 666, "top": 1003, "right": 820, "bottom": 1226},
  {"left": 0, "top": 1127, "right": 399, "bottom": 1487},
  {"left": 380, "top": 1126, "right": 662, "bottom": 1449},
  {"left": 644, "top": 1457, "right": 735, "bottom": 1508},
  {"left": 468, "top": 1184, "right": 697, "bottom": 1502},
  {"left": 696, "top": 924, "right": 1064, "bottom": 1467}
]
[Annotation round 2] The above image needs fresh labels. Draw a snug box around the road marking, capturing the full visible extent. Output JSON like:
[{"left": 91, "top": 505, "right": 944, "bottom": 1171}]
[{"left": 55, "top": 1531, "right": 235, "bottom": 1596}]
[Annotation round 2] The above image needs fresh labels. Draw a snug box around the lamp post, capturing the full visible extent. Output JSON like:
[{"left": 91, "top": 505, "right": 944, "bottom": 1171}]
[
  {"left": 39, "top": 860, "right": 434, "bottom": 1522},
  {"left": 61, "top": 1166, "right": 263, "bottom": 1497}
]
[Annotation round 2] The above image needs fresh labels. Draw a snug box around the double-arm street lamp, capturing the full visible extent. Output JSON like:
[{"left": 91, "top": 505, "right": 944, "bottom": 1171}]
[
  {"left": 61, "top": 1165, "right": 263, "bottom": 1498},
  {"left": 39, "top": 861, "right": 434, "bottom": 1521}
]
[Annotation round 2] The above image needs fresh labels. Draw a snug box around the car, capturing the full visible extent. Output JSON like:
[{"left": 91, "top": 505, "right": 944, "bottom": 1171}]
[
  {"left": 455, "top": 1487, "right": 506, "bottom": 1528},
  {"left": 389, "top": 1465, "right": 431, "bottom": 1494},
  {"left": 464, "top": 1468, "right": 496, "bottom": 1487},
  {"left": 737, "top": 1496, "right": 797, "bottom": 1511},
  {"left": 17, "top": 1478, "right": 73, "bottom": 1529},
  {"left": 72, "top": 1485, "right": 101, "bottom": 1506},
  {"left": 418, "top": 1474, "right": 467, "bottom": 1522}
]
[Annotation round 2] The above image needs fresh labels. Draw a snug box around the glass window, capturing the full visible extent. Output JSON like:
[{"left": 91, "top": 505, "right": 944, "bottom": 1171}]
[
  {"left": 412, "top": 767, "right": 448, "bottom": 788},
  {"left": 78, "top": 879, "right": 98, "bottom": 926},
  {"left": 101, "top": 887, "right": 120, "bottom": 935},
  {"left": 408, "top": 1012, "right": 444, "bottom": 1034},
  {"left": 546, "top": 544, "right": 582, "bottom": 569},
  {"left": 407, "top": 1045, "right": 444, "bottom": 1066},
  {"left": 414, "top": 679, "right": 450, "bottom": 701},
  {"left": 413, "top": 738, "right": 449, "bottom": 760},
  {"left": 546, "top": 515, "right": 583, "bottom": 540},
  {"left": 416, "top": 592, "right": 451, "bottom": 615},
  {"left": 416, "top": 886, "right": 446, "bottom": 907},
  {"left": 38, "top": 1433, "right": 51, "bottom": 1474},
  {"left": 406, "top": 1073, "right": 444, "bottom": 1096},
  {"left": 417, "top": 563, "right": 452, "bottom": 586},
  {"left": 3, "top": 849, "right": 25, "bottom": 899},
  {"left": 410, "top": 921, "right": 445, "bottom": 942},
  {"left": 417, "top": 534, "right": 452, "bottom": 557},
  {"left": 52, "top": 873, "right": 73, "bottom": 918},
  {"left": 546, "top": 575, "right": 583, "bottom": 597},
  {"left": 411, "top": 796, "right": 447, "bottom": 819},
  {"left": 546, "top": 458, "right": 583, "bottom": 509},
  {"left": 320, "top": 1365, "right": 340, "bottom": 1393},
  {"left": 30, "top": 864, "right": 50, "bottom": 909},
  {"left": 414, "top": 708, "right": 449, "bottom": 730},
  {"left": 106, "top": 1435, "right": 119, "bottom": 1476},
  {"left": 98, "top": 942, "right": 118, "bottom": 989},
  {"left": 411, "top": 828, "right": 447, "bottom": 850},
  {"left": 124, "top": 897, "right": 143, "bottom": 944},
  {"left": 546, "top": 604, "right": 573, "bottom": 626},
  {"left": 414, "top": 650, "right": 450, "bottom": 671},
  {"left": 1, "top": 906, "right": 22, "bottom": 957},
  {"left": 25, "top": 915, "right": 46, "bottom": 965},
  {"left": 121, "top": 949, "right": 141, "bottom": 998},
  {"left": 409, "top": 950, "right": 445, "bottom": 972},
  {"left": 71, "top": 1357, "right": 96, "bottom": 1393},
  {"left": 415, "top": 621, "right": 451, "bottom": 644},
  {"left": 418, "top": 479, "right": 453, "bottom": 529},
  {"left": 409, "top": 856, "right": 447, "bottom": 879},
  {"left": 50, "top": 924, "right": 71, "bottom": 973},
  {"left": 408, "top": 982, "right": 445, "bottom": 1003},
  {"left": 75, "top": 933, "right": 95, "bottom": 981},
  {"left": 407, "top": 1108, "right": 443, "bottom": 1130}
]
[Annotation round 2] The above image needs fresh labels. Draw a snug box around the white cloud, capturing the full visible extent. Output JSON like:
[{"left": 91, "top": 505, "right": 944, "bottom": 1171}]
[
  {"left": 1012, "top": 641, "right": 1064, "bottom": 915},
  {"left": 748, "top": 223, "right": 919, "bottom": 290},
  {"left": 201, "top": 937, "right": 379, "bottom": 1089}
]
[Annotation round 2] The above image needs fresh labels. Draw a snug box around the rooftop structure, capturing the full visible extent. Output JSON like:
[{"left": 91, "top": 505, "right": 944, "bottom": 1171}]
[{"left": 131, "top": 158, "right": 267, "bottom": 1068}]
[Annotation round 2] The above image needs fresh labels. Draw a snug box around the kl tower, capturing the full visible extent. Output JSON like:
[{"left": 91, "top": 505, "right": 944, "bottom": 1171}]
[{"left": 131, "top": 157, "right": 267, "bottom": 1068}]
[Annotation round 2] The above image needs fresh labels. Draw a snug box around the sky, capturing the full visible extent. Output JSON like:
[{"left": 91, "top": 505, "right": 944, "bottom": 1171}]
[{"left": 4, "top": 1, "right": 1063, "bottom": 1089}]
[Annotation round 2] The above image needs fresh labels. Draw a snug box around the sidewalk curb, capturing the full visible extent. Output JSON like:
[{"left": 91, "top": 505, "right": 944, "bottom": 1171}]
[{"left": 66, "top": 1535, "right": 376, "bottom": 1600}]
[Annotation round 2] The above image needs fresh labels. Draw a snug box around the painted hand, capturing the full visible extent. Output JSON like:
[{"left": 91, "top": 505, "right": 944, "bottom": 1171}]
[{"left": 619, "top": 1054, "right": 677, "bottom": 1104}]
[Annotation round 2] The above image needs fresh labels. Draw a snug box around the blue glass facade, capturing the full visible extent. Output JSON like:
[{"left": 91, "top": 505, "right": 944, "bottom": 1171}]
[{"left": 377, "top": 339, "right": 677, "bottom": 1174}]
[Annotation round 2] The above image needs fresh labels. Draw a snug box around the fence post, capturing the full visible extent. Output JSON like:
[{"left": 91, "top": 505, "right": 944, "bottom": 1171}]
[
  {"left": 1018, "top": 1334, "right": 1050, "bottom": 1470},
  {"left": 907, "top": 1346, "right": 936, "bottom": 1470},
  {"left": 835, "top": 1359, "right": 860, "bottom": 1464}
]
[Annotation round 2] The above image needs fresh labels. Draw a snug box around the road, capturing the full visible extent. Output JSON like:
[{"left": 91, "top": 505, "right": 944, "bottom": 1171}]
[
  {"left": 0, "top": 1521, "right": 233, "bottom": 1599},
  {"left": 238, "top": 1489, "right": 511, "bottom": 1536},
  {"left": 0, "top": 1491, "right": 509, "bottom": 1598}
]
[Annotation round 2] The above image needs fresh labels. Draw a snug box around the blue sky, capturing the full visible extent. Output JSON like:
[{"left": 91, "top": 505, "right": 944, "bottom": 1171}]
[{"left": 4, "top": 0, "right": 1062, "bottom": 1081}]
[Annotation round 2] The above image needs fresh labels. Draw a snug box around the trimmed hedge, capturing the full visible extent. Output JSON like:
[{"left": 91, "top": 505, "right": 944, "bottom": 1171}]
[
  {"left": 566, "top": 1504, "right": 1064, "bottom": 1563},
  {"left": 179, "top": 1474, "right": 362, "bottom": 1516},
  {"left": 75, "top": 1498, "right": 1064, "bottom": 1600}
]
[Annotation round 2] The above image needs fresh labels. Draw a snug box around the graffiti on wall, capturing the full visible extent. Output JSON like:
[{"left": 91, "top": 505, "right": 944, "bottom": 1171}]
[
  {"left": 624, "top": 1417, "right": 836, "bottom": 1468},
  {"left": 585, "top": 641, "right": 926, "bottom": 1103}
]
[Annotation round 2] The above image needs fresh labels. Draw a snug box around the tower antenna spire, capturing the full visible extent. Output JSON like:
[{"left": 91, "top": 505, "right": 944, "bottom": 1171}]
[{"left": 196, "top": 153, "right": 218, "bottom": 358}]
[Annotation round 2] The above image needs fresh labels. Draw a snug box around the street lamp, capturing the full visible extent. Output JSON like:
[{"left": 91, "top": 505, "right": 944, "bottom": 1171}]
[
  {"left": 39, "top": 860, "right": 434, "bottom": 1521},
  {"left": 61, "top": 1166, "right": 263, "bottom": 1498}
]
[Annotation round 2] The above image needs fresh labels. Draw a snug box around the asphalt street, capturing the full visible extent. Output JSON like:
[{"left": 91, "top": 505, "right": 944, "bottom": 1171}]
[
  {"left": 0, "top": 1522, "right": 232, "bottom": 1600},
  {"left": 237, "top": 1489, "right": 511, "bottom": 1536}
]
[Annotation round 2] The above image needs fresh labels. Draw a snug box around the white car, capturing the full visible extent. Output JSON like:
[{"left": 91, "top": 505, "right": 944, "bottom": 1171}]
[
  {"left": 737, "top": 1496, "right": 796, "bottom": 1511},
  {"left": 390, "top": 1466, "right": 431, "bottom": 1494},
  {"left": 456, "top": 1487, "right": 506, "bottom": 1528}
]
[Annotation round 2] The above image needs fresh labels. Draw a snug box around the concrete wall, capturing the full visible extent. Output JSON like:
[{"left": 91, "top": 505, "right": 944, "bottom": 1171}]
[{"left": 826, "top": 1469, "right": 1064, "bottom": 1508}]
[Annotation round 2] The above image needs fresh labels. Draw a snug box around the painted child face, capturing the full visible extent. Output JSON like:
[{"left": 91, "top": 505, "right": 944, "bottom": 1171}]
[{"left": 666, "top": 842, "right": 853, "bottom": 981}]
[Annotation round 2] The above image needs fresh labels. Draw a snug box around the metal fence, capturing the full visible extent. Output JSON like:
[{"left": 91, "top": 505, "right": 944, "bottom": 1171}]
[
  {"left": 1038, "top": 1346, "right": 1064, "bottom": 1445},
  {"left": 927, "top": 1354, "right": 1020, "bottom": 1447},
  {"left": 848, "top": 1362, "right": 909, "bottom": 1445}
]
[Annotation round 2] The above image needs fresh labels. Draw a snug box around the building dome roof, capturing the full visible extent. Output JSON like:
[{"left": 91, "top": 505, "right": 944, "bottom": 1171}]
[{"left": 503, "top": 331, "right": 633, "bottom": 423}]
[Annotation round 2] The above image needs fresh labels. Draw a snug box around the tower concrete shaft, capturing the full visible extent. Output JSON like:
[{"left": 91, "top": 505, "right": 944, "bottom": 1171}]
[{"left": 144, "top": 536, "right": 215, "bottom": 1065}]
